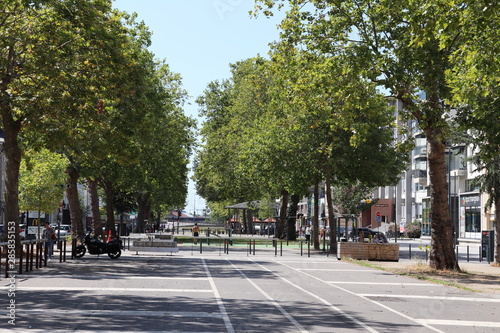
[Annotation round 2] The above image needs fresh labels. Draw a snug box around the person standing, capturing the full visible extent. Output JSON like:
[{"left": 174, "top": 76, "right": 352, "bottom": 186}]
[
  {"left": 305, "top": 225, "right": 312, "bottom": 242},
  {"left": 42, "top": 222, "right": 55, "bottom": 261},
  {"left": 192, "top": 223, "right": 200, "bottom": 245}
]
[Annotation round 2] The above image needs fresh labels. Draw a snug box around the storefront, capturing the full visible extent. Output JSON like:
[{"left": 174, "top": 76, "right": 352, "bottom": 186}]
[{"left": 460, "top": 193, "right": 481, "bottom": 239}]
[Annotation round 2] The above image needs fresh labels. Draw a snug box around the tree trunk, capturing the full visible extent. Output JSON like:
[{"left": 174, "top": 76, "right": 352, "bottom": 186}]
[
  {"left": 313, "top": 180, "right": 320, "bottom": 250},
  {"left": 286, "top": 194, "right": 299, "bottom": 241},
  {"left": 247, "top": 209, "right": 254, "bottom": 234},
  {"left": 66, "top": 166, "right": 84, "bottom": 240},
  {"left": 1, "top": 111, "right": 22, "bottom": 254},
  {"left": 137, "top": 192, "right": 151, "bottom": 233},
  {"left": 277, "top": 188, "right": 288, "bottom": 239},
  {"left": 427, "top": 137, "right": 459, "bottom": 271},
  {"left": 87, "top": 177, "right": 103, "bottom": 240},
  {"left": 326, "top": 167, "right": 337, "bottom": 255},
  {"left": 243, "top": 209, "right": 248, "bottom": 233},
  {"left": 101, "top": 179, "right": 116, "bottom": 238}
]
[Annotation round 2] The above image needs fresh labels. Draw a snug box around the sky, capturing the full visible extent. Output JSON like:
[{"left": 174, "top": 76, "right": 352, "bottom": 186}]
[{"left": 112, "top": 0, "right": 286, "bottom": 215}]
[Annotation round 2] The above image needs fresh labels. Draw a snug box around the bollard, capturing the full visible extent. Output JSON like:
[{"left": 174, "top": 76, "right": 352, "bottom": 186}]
[
  {"left": 35, "top": 242, "right": 39, "bottom": 269},
  {"left": 4, "top": 246, "right": 8, "bottom": 278},
  {"left": 199, "top": 240, "right": 203, "bottom": 254},
  {"left": 280, "top": 240, "right": 283, "bottom": 257},
  {"left": 71, "top": 238, "right": 77, "bottom": 259},
  {"left": 300, "top": 241, "right": 303, "bottom": 256},
  {"left": 63, "top": 240, "right": 67, "bottom": 262},
  {"left": 487, "top": 244, "right": 491, "bottom": 264},
  {"left": 59, "top": 240, "right": 63, "bottom": 263},
  {"left": 43, "top": 242, "right": 48, "bottom": 267},
  {"left": 18, "top": 245, "right": 23, "bottom": 274},
  {"left": 467, "top": 245, "right": 469, "bottom": 262},
  {"left": 456, "top": 246, "right": 459, "bottom": 261},
  {"left": 479, "top": 246, "right": 482, "bottom": 262},
  {"left": 30, "top": 242, "right": 34, "bottom": 271},
  {"left": 25, "top": 243, "right": 30, "bottom": 273},
  {"left": 307, "top": 240, "right": 310, "bottom": 258},
  {"left": 253, "top": 240, "right": 256, "bottom": 255}
]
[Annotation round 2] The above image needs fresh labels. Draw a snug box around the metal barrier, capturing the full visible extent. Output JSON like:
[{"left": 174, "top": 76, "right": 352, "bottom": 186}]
[{"left": 0, "top": 238, "right": 68, "bottom": 278}]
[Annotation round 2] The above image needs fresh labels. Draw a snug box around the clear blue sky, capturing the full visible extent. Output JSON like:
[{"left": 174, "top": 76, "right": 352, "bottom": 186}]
[{"left": 112, "top": 0, "right": 285, "bottom": 215}]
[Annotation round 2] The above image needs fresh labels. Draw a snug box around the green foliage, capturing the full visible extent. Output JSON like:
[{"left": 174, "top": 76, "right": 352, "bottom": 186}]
[
  {"left": 406, "top": 221, "right": 422, "bottom": 239},
  {"left": 331, "top": 181, "right": 377, "bottom": 216},
  {"left": 19, "top": 149, "right": 68, "bottom": 213},
  {"left": 254, "top": 0, "right": 467, "bottom": 270}
]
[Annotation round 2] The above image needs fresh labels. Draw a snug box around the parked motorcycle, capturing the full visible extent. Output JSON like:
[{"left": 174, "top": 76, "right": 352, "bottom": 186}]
[{"left": 75, "top": 232, "right": 122, "bottom": 259}]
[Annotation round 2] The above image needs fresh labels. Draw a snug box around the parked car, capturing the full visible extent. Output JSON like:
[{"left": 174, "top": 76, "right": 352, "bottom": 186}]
[
  {"left": 54, "top": 224, "right": 72, "bottom": 240},
  {"left": 19, "top": 224, "right": 26, "bottom": 240},
  {"left": 351, "top": 227, "right": 377, "bottom": 240}
]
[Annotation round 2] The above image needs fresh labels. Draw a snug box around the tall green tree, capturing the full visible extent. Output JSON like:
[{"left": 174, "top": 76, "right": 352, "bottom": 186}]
[
  {"left": 266, "top": 48, "right": 407, "bottom": 250},
  {"left": 446, "top": 2, "right": 499, "bottom": 263},
  {"left": 19, "top": 149, "right": 68, "bottom": 238},
  {"left": 128, "top": 62, "right": 195, "bottom": 233},
  {"left": 0, "top": 0, "right": 123, "bottom": 247},
  {"left": 255, "top": 0, "right": 463, "bottom": 270}
]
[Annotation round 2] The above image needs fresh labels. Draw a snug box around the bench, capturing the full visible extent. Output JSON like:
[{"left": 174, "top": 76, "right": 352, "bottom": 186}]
[
  {"left": 129, "top": 234, "right": 179, "bottom": 254},
  {"left": 338, "top": 242, "right": 399, "bottom": 261}
]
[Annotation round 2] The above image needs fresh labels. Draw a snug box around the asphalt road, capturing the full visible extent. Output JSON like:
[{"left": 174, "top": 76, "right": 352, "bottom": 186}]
[{"left": 1, "top": 241, "right": 499, "bottom": 333}]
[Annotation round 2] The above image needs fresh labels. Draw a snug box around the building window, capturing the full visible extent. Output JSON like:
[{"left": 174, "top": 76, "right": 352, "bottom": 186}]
[
  {"left": 465, "top": 207, "right": 481, "bottom": 233},
  {"left": 460, "top": 194, "right": 481, "bottom": 239},
  {"left": 422, "top": 198, "right": 431, "bottom": 236}
]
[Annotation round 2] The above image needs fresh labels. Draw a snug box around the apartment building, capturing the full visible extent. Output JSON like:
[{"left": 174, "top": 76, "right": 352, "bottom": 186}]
[{"left": 296, "top": 99, "right": 495, "bottom": 243}]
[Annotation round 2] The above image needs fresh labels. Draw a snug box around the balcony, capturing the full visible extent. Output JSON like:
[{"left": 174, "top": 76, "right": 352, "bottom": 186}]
[{"left": 451, "top": 168, "right": 466, "bottom": 177}]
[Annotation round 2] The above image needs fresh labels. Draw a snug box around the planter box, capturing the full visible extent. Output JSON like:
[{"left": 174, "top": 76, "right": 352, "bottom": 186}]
[{"left": 338, "top": 242, "right": 399, "bottom": 261}]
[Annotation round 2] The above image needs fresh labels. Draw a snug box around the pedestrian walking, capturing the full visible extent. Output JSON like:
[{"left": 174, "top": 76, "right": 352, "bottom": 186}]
[
  {"left": 192, "top": 223, "right": 200, "bottom": 245},
  {"left": 42, "top": 222, "right": 55, "bottom": 261}
]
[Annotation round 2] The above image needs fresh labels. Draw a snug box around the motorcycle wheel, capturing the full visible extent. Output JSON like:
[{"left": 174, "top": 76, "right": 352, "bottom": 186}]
[
  {"left": 108, "top": 248, "right": 121, "bottom": 259},
  {"left": 75, "top": 245, "right": 86, "bottom": 258}
]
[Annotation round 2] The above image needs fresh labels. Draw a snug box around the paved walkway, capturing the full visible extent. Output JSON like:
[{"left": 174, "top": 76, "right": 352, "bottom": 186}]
[{"left": 1, "top": 238, "right": 499, "bottom": 332}]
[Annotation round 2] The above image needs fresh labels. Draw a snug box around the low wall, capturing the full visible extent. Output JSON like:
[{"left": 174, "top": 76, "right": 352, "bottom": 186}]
[
  {"left": 130, "top": 238, "right": 179, "bottom": 254},
  {"left": 338, "top": 242, "right": 399, "bottom": 261}
]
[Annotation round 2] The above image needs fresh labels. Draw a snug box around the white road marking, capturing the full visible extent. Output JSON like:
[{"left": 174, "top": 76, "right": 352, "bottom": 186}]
[
  {"left": 13, "top": 330, "right": 219, "bottom": 333},
  {"left": 202, "top": 258, "right": 234, "bottom": 333},
  {"left": 361, "top": 293, "right": 500, "bottom": 302},
  {"left": 328, "top": 281, "right": 436, "bottom": 286},
  {"left": 416, "top": 319, "right": 500, "bottom": 328},
  {"left": 251, "top": 259, "right": 380, "bottom": 333},
  {"left": 0, "top": 308, "right": 221, "bottom": 318},
  {"left": 0, "top": 286, "right": 212, "bottom": 293},
  {"left": 275, "top": 260, "right": 446, "bottom": 333},
  {"left": 298, "top": 268, "right": 372, "bottom": 272},
  {"left": 14, "top": 275, "right": 209, "bottom": 280},
  {"left": 227, "top": 259, "right": 308, "bottom": 332}
]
